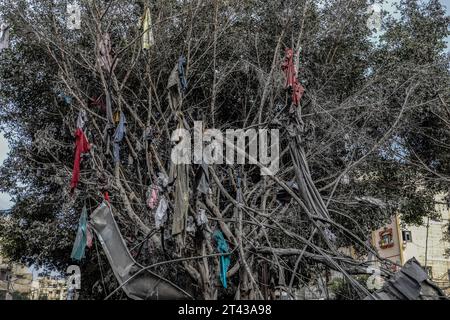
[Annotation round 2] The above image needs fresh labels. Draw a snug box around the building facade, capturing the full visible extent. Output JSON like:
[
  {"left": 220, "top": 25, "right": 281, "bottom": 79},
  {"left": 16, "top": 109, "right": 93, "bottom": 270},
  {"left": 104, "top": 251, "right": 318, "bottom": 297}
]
[
  {"left": 0, "top": 250, "right": 33, "bottom": 299},
  {"left": 372, "top": 194, "right": 450, "bottom": 294},
  {"left": 29, "top": 277, "right": 68, "bottom": 300}
]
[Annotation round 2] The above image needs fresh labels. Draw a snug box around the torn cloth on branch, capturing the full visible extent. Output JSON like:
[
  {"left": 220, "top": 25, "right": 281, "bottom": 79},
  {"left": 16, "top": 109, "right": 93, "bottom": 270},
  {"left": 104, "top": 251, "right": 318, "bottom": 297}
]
[
  {"left": 70, "top": 127, "right": 91, "bottom": 192},
  {"left": 71, "top": 206, "right": 89, "bottom": 261},
  {"left": 213, "top": 230, "right": 231, "bottom": 288},
  {"left": 98, "top": 33, "right": 116, "bottom": 72},
  {"left": 76, "top": 110, "right": 87, "bottom": 130},
  {"left": 171, "top": 120, "right": 190, "bottom": 239},
  {"left": 141, "top": 6, "right": 155, "bottom": 49},
  {"left": 155, "top": 195, "right": 168, "bottom": 229},
  {"left": 146, "top": 184, "right": 159, "bottom": 210},
  {"left": 195, "top": 163, "right": 210, "bottom": 195},
  {"left": 281, "top": 48, "right": 305, "bottom": 107},
  {"left": 167, "top": 56, "right": 188, "bottom": 111},
  {"left": 0, "top": 23, "right": 10, "bottom": 51},
  {"left": 171, "top": 161, "right": 189, "bottom": 237},
  {"left": 113, "top": 112, "right": 127, "bottom": 163},
  {"left": 178, "top": 55, "right": 188, "bottom": 93},
  {"left": 146, "top": 172, "right": 170, "bottom": 210}
]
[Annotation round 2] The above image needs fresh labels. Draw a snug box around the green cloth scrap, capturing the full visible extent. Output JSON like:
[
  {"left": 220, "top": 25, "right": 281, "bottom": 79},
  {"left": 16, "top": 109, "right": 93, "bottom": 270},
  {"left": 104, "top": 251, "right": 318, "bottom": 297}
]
[
  {"left": 71, "top": 206, "right": 88, "bottom": 261},
  {"left": 214, "top": 230, "right": 230, "bottom": 288}
]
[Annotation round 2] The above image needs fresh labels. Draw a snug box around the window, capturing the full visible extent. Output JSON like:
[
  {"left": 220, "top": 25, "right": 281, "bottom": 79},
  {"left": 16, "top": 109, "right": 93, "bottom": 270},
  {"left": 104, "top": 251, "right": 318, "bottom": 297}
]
[
  {"left": 402, "top": 230, "right": 412, "bottom": 242},
  {"left": 379, "top": 228, "right": 394, "bottom": 249},
  {"left": 0, "top": 270, "right": 7, "bottom": 281}
]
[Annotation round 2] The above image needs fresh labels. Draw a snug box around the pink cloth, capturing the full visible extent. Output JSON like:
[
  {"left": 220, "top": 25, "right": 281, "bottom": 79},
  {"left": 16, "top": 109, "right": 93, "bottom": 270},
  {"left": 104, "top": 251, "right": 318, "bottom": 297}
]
[
  {"left": 281, "top": 48, "right": 305, "bottom": 107},
  {"left": 147, "top": 186, "right": 159, "bottom": 209}
]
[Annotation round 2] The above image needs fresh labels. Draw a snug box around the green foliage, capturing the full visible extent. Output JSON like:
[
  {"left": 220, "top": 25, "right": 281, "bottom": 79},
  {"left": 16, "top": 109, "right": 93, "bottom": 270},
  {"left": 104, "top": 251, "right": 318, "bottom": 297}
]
[{"left": 330, "top": 276, "right": 372, "bottom": 300}]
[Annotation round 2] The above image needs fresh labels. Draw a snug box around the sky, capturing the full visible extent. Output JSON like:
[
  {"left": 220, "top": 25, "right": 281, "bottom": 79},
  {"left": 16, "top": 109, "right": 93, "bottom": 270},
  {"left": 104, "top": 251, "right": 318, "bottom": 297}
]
[
  {"left": 0, "top": 132, "right": 12, "bottom": 210},
  {"left": 0, "top": 0, "right": 449, "bottom": 211}
]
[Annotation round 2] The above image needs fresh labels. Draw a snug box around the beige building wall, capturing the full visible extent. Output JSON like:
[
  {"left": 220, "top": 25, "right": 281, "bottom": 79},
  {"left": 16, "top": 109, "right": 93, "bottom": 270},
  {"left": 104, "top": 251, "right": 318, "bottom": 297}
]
[
  {"left": 30, "top": 277, "right": 68, "bottom": 300},
  {"left": 371, "top": 215, "right": 403, "bottom": 271},
  {"left": 401, "top": 194, "right": 450, "bottom": 291}
]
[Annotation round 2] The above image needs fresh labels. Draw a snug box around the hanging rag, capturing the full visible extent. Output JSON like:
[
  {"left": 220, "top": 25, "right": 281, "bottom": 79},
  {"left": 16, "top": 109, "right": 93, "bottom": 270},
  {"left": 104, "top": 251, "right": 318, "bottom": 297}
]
[
  {"left": 0, "top": 23, "right": 10, "bottom": 52},
  {"left": 213, "top": 230, "right": 230, "bottom": 288},
  {"left": 86, "top": 224, "right": 93, "bottom": 249},
  {"left": 70, "top": 117, "right": 91, "bottom": 192},
  {"left": 171, "top": 119, "right": 190, "bottom": 238},
  {"left": 113, "top": 112, "right": 127, "bottom": 163},
  {"left": 146, "top": 184, "right": 159, "bottom": 209},
  {"left": 98, "top": 33, "right": 115, "bottom": 72},
  {"left": 167, "top": 55, "right": 187, "bottom": 111},
  {"left": 178, "top": 55, "right": 188, "bottom": 93},
  {"left": 71, "top": 206, "right": 88, "bottom": 261},
  {"left": 141, "top": 6, "right": 155, "bottom": 49},
  {"left": 196, "top": 208, "right": 208, "bottom": 227},
  {"left": 171, "top": 161, "right": 189, "bottom": 237},
  {"left": 155, "top": 195, "right": 168, "bottom": 229},
  {"left": 281, "top": 48, "right": 305, "bottom": 107},
  {"left": 167, "top": 64, "right": 180, "bottom": 90},
  {"left": 89, "top": 202, "right": 191, "bottom": 299},
  {"left": 167, "top": 64, "right": 181, "bottom": 112},
  {"left": 195, "top": 163, "right": 210, "bottom": 195},
  {"left": 76, "top": 110, "right": 87, "bottom": 130}
]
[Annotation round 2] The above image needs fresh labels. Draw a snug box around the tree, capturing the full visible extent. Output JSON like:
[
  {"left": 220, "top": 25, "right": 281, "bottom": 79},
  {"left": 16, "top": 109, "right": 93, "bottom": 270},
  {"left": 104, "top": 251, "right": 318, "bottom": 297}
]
[{"left": 0, "top": 0, "right": 448, "bottom": 299}]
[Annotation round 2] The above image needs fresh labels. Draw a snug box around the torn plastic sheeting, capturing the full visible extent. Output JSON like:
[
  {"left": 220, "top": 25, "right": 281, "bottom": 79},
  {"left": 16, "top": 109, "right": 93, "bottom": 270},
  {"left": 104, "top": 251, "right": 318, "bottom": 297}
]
[
  {"left": 89, "top": 202, "right": 191, "bottom": 300},
  {"left": 367, "top": 258, "right": 447, "bottom": 300},
  {"left": 154, "top": 195, "right": 168, "bottom": 229}
]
